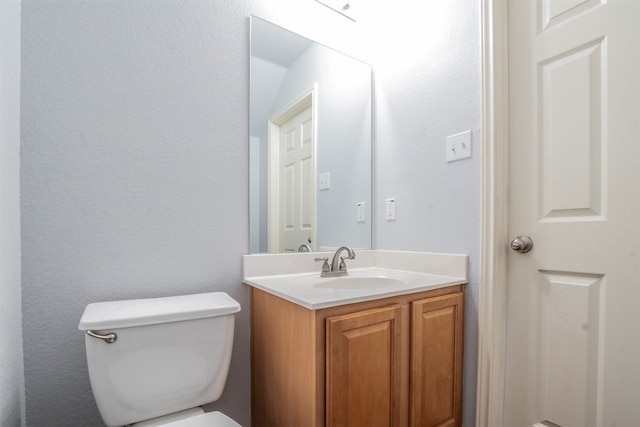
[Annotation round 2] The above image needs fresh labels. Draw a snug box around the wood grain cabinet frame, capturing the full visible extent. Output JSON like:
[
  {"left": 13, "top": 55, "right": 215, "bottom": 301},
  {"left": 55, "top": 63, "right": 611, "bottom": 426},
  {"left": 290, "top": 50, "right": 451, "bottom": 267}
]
[{"left": 250, "top": 285, "right": 464, "bottom": 427}]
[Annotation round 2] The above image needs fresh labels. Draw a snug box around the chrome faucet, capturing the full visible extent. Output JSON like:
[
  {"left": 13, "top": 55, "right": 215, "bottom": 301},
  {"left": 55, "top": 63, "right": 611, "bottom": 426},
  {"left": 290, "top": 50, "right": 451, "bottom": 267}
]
[
  {"left": 315, "top": 246, "right": 356, "bottom": 277},
  {"left": 297, "top": 244, "right": 312, "bottom": 252},
  {"left": 331, "top": 246, "right": 356, "bottom": 274}
]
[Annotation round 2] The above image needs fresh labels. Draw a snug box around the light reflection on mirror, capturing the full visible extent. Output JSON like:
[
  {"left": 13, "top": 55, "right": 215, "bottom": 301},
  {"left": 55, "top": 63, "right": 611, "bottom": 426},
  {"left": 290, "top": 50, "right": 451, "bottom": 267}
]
[{"left": 249, "top": 16, "right": 372, "bottom": 254}]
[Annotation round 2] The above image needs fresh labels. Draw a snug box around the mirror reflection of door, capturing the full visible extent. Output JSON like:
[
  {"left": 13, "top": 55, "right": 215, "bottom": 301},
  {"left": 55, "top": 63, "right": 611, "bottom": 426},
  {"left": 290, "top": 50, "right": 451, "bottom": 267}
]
[
  {"left": 267, "top": 90, "right": 316, "bottom": 253},
  {"left": 250, "top": 16, "right": 372, "bottom": 254}
]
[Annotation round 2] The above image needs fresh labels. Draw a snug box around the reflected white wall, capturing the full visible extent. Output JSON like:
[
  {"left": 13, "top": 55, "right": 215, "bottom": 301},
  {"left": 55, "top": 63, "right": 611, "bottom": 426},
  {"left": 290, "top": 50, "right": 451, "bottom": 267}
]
[{"left": 0, "top": 0, "right": 25, "bottom": 425}]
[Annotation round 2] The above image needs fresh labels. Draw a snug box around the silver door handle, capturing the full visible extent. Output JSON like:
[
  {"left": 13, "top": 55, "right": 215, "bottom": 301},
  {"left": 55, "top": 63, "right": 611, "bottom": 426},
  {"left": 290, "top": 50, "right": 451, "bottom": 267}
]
[{"left": 510, "top": 235, "right": 533, "bottom": 253}]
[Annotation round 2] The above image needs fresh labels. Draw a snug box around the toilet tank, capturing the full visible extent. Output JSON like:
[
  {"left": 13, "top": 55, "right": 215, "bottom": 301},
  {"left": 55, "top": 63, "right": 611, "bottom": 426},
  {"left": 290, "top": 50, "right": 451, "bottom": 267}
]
[{"left": 78, "top": 292, "right": 241, "bottom": 427}]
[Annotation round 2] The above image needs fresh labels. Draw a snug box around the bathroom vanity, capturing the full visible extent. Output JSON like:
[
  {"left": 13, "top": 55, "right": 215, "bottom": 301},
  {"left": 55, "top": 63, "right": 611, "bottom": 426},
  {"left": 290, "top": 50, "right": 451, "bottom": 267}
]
[{"left": 244, "top": 251, "right": 466, "bottom": 427}]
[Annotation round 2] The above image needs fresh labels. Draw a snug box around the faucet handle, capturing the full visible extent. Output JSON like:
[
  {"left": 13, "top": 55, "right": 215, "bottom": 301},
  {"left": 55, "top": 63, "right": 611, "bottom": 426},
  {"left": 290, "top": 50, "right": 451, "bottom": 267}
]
[
  {"left": 339, "top": 256, "right": 348, "bottom": 272},
  {"left": 314, "top": 257, "right": 330, "bottom": 274}
]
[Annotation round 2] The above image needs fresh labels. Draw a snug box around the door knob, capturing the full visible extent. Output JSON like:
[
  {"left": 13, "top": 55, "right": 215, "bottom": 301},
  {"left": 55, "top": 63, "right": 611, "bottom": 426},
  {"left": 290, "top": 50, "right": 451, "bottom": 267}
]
[{"left": 510, "top": 235, "right": 533, "bottom": 253}]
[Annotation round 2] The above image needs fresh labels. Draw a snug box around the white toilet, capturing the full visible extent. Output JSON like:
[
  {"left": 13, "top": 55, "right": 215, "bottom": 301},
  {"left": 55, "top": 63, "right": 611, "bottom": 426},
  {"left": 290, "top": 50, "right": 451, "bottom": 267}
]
[{"left": 78, "top": 292, "right": 242, "bottom": 427}]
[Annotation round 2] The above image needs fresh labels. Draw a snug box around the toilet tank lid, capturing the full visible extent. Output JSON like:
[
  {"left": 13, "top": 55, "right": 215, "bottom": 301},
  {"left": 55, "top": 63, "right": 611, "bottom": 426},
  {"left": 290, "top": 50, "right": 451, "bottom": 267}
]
[{"left": 78, "top": 292, "right": 241, "bottom": 330}]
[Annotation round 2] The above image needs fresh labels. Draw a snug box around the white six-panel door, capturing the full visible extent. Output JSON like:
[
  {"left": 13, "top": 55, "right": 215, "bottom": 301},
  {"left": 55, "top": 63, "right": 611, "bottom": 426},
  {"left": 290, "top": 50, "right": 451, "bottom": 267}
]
[
  {"left": 505, "top": 1, "right": 640, "bottom": 426},
  {"left": 278, "top": 105, "right": 314, "bottom": 252},
  {"left": 267, "top": 89, "right": 317, "bottom": 254}
]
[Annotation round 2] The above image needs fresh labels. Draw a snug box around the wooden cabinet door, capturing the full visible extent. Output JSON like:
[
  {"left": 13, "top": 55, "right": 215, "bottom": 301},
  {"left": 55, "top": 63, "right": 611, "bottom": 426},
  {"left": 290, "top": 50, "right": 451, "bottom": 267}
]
[
  {"left": 326, "top": 304, "right": 404, "bottom": 427},
  {"left": 410, "top": 292, "right": 463, "bottom": 427}
]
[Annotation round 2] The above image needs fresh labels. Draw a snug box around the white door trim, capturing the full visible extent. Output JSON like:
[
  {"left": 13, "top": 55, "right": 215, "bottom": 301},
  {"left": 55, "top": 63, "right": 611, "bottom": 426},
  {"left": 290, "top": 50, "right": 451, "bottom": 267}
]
[
  {"left": 477, "top": 1, "right": 509, "bottom": 426},
  {"left": 267, "top": 85, "right": 318, "bottom": 253}
]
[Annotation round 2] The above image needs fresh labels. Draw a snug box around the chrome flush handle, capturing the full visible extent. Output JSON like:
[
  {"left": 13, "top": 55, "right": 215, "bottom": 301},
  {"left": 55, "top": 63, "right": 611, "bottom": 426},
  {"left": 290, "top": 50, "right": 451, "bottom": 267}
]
[{"left": 86, "top": 330, "right": 118, "bottom": 344}]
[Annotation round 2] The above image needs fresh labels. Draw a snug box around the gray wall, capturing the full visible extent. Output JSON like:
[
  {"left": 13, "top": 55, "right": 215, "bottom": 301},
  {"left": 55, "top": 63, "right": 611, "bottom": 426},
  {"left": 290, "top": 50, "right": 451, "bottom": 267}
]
[
  {"left": 20, "top": 1, "right": 251, "bottom": 425},
  {"left": 0, "top": 0, "right": 25, "bottom": 425},
  {"left": 18, "top": 0, "right": 481, "bottom": 426},
  {"left": 371, "top": 0, "right": 482, "bottom": 423}
]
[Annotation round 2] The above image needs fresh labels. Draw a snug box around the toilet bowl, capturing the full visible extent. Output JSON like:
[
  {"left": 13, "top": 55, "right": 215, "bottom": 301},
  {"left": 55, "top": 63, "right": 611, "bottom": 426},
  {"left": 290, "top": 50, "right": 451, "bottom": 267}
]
[
  {"left": 78, "top": 292, "right": 241, "bottom": 427},
  {"left": 132, "top": 408, "right": 239, "bottom": 427}
]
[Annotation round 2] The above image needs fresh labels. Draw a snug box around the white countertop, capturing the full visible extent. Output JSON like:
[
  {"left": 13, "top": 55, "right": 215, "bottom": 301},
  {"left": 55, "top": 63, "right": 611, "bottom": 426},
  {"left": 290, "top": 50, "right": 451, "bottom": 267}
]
[
  {"left": 243, "top": 253, "right": 467, "bottom": 310},
  {"left": 244, "top": 267, "right": 467, "bottom": 310}
]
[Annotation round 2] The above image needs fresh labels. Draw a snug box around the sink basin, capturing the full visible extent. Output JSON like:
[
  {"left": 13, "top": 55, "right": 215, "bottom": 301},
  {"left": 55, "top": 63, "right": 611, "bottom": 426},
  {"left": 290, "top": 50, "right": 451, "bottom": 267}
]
[
  {"left": 246, "top": 264, "right": 467, "bottom": 309},
  {"left": 312, "top": 276, "right": 403, "bottom": 289}
]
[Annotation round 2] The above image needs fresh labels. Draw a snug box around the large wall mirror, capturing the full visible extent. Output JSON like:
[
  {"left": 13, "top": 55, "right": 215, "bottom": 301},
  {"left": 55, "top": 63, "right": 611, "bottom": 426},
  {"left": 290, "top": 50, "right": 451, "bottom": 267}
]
[{"left": 249, "top": 16, "right": 372, "bottom": 253}]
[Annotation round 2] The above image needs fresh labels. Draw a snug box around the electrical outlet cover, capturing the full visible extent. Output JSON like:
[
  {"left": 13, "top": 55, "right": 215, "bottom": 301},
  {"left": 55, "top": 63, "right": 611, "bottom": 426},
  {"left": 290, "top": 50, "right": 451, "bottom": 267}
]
[
  {"left": 357, "top": 202, "right": 365, "bottom": 223},
  {"left": 385, "top": 198, "right": 396, "bottom": 221},
  {"left": 319, "top": 172, "right": 330, "bottom": 190}
]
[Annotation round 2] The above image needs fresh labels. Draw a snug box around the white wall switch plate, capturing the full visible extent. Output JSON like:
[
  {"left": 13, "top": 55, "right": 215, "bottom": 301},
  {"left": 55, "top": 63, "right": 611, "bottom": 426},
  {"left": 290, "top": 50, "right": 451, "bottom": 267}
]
[
  {"left": 357, "top": 202, "right": 365, "bottom": 223},
  {"left": 319, "top": 172, "right": 330, "bottom": 190},
  {"left": 385, "top": 198, "right": 396, "bottom": 221},
  {"left": 446, "top": 130, "right": 472, "bottom": 162}
]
